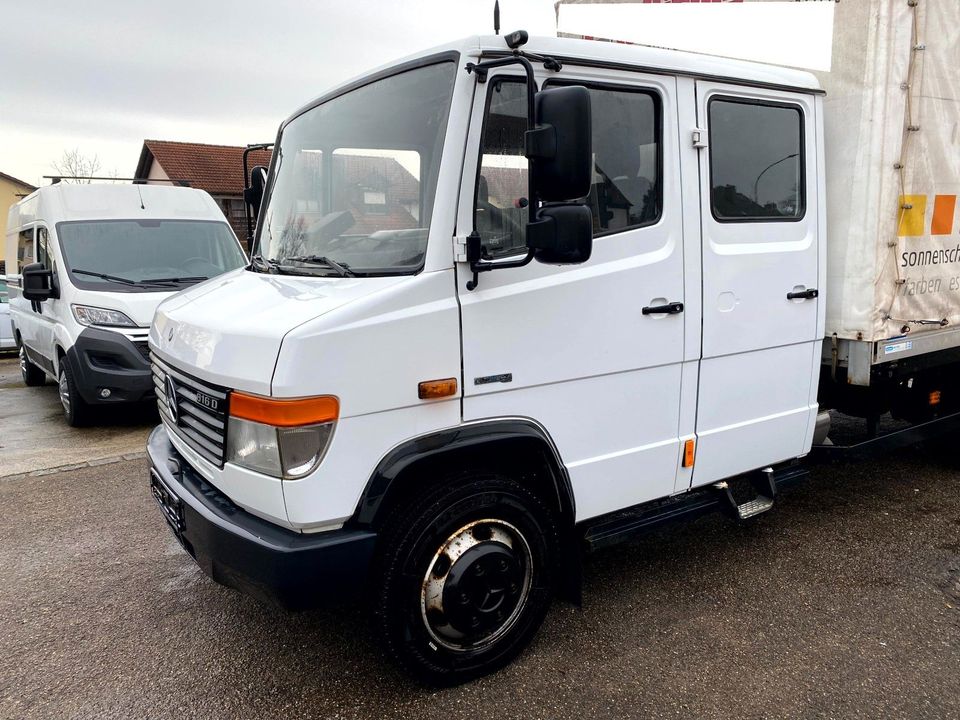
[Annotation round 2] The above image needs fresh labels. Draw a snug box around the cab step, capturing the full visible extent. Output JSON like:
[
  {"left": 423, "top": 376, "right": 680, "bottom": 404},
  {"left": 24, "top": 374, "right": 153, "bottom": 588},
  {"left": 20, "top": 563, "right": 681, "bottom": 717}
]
[{"left": 713, "top": 467, "right": 778, "bottom": 521}]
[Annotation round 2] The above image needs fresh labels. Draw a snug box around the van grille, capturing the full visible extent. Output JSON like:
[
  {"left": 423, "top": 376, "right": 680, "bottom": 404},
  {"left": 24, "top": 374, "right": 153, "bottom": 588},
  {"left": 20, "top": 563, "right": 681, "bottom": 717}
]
[{"left": 151, "top": 354, "right": 229, "bottom": 467}]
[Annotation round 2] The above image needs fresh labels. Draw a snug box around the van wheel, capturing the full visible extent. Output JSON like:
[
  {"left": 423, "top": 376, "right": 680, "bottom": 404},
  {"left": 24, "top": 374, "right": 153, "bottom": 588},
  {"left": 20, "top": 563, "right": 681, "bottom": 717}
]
[
  {"left": 19, "top": 344, "right": 45, "bottom": 386},
  {"left": 58, "top": 363, "right": 90, "bottom": 427},
  {"left": 372, "top": 473, "right": 558, "bottom": 686}
]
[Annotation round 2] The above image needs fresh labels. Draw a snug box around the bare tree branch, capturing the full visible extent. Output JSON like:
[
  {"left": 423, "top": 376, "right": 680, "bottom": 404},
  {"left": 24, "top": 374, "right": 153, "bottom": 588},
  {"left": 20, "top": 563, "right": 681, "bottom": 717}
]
[{"left": 51, "top": 148, "right": 103, "bottom": 183}]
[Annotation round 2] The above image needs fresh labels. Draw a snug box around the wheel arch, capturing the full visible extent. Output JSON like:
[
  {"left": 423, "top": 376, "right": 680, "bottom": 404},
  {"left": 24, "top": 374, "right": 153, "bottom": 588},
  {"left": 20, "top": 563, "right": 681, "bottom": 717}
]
[{"left": 352, "top": 418, "right": 576, "bottom": 531}]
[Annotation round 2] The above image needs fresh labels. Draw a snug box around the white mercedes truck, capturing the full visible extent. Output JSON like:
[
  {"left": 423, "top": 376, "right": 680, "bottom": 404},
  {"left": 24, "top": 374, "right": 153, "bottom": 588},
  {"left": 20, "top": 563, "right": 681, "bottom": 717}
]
[{"left": 147, "top": 1, "right": 960, "bottom": 686}]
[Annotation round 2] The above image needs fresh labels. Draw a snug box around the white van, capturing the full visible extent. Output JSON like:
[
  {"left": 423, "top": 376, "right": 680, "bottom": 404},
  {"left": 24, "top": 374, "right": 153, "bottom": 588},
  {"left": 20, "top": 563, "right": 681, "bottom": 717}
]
[
  {"left": 6, "top": 184, "right": 246, "bottom": 425},
  {"left": 146, "top": 20, "right": 960, "bottom": 685}
]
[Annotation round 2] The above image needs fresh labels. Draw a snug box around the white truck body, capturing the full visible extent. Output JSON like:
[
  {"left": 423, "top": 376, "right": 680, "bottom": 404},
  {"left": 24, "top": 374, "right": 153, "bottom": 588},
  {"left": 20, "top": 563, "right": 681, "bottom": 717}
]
[{"left": 144, "top": 25, "right": 956, "bottom": 683}]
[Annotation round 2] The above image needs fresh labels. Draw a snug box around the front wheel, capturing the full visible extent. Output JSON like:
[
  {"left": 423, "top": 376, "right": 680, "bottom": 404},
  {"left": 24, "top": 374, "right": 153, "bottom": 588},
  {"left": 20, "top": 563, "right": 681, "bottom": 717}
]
[
  {"left": 19, "top": 344, "right": 45, "bottom": 386},
  {"left": 372, "top": 473, "right": 559, "bottom": 686},
  {"left": 58, "top": 363, "right": 90, "bottom": 427}
]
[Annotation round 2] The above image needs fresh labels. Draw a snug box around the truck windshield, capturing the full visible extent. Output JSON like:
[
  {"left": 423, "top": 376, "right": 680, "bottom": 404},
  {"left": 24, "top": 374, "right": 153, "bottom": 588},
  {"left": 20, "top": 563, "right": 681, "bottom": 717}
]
[
  {"left": 58, "top": 219, "right": 245, "bottom": 292},
  {"left": 254, "top": 60, "right": 457, "bottom": 276}
]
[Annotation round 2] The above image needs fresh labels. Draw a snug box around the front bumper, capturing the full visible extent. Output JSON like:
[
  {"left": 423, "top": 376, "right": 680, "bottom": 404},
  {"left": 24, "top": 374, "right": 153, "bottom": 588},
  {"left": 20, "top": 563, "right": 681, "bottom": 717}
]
[
  {"left": 147, "top": 425, "right": 377, "bottom": 610},
  {"left": 65, "top": 327, "right": 154, "bottom": 404}
]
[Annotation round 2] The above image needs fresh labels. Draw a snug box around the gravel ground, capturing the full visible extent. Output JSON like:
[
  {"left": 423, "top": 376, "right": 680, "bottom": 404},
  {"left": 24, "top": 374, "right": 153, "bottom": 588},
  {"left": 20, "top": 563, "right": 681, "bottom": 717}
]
[{"left": 0, "top": 449, "right": 957, "bottom": 719}]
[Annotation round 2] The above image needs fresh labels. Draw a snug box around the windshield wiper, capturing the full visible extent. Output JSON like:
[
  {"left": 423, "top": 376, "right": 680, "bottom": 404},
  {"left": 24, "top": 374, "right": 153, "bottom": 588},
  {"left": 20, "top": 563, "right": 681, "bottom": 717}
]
[
  {"left": 249, "top": 254, "right": 279, "bottom": 273},
  {"left": 280, "top": 255, "right": 355, "bottom": 277},
  {"left": 142, "top": 276, "right": 208, "bottom": 284},
  {"left": 72, "top": 269, "right": 139, "bottom": 286}
]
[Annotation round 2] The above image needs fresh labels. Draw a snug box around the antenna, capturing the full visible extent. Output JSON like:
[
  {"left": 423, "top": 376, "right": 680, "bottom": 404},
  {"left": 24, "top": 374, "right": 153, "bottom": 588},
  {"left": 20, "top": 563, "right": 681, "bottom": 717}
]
[{"left": 494, "top": 0, "right": 500, "bottom": 35}]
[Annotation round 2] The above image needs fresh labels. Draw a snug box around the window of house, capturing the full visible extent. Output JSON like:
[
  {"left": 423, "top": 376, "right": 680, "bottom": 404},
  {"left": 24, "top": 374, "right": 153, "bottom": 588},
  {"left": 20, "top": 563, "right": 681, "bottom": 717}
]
[{"left": 709, "top": 98, "right": 804, "bottom": 221}]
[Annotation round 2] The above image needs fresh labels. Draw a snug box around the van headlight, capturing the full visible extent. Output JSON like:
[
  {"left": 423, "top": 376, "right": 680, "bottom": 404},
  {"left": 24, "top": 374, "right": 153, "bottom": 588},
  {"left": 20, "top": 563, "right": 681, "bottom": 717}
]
[
  {"left": 72, "top": 304, "right": 137, "bottom": 327},
  {"left": 225, "top": 392, "right": 338, "bottom": 479}
]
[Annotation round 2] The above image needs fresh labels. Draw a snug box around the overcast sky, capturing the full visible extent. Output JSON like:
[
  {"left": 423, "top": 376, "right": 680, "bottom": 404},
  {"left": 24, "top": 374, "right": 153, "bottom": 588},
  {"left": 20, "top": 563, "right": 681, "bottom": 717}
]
[{"left": 0, "top": 0, "right": 558, "bottom": 186}]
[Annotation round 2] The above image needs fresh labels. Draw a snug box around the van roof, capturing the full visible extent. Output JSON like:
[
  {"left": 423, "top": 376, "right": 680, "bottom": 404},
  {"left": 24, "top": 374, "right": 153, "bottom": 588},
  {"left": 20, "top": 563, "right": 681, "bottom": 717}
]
[{"left": 7, "top": 184, "right": 227, "bottom": 232}]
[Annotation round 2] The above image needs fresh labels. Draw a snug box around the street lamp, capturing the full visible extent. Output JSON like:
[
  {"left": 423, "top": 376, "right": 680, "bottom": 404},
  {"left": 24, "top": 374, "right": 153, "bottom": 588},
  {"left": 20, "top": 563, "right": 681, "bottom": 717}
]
[{"left": 753, "top": 153, "right": 799, "bottom": 205}]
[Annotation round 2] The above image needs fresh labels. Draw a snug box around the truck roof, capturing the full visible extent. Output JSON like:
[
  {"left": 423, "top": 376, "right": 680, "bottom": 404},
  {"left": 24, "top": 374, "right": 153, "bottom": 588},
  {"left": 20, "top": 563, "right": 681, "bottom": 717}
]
[
  {"left": 286, "top": 34, "right": 821, "bottom": 126},
  {"left": 7, "top": 184, "right": 226, "bottom": 232}
]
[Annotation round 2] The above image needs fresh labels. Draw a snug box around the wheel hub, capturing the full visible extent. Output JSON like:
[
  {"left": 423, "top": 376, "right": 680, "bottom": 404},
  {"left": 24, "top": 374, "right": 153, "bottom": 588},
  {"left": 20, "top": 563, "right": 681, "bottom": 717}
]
[{"left": 421, "top": 519, "right": 532, "bottom": 652}]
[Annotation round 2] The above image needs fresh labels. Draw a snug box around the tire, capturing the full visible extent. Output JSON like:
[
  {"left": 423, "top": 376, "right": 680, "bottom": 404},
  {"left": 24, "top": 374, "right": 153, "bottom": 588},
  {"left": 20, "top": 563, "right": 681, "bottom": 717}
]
[
  {"left": 19, "top": 344, "right": 45, "bottom": 387},
  {"left": 372, "top": 472, "right": 559, "bottom": 686},
  {"left": 58, "top": 362, "right": 90, "bottom": 427}
]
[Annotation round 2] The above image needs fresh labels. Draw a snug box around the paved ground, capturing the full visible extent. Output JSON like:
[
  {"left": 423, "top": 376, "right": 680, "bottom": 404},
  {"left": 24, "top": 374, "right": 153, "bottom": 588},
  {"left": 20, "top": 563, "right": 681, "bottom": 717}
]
[
  {"left": 1, "top": 447, "right": 957, "bottom": 719},
  {"left": 0, "top": 355, "right": 153, "bottom": 477}
]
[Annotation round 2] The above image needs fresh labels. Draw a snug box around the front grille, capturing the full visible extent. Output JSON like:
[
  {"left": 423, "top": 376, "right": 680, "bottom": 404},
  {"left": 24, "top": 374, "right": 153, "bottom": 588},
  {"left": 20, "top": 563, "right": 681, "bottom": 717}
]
[
  {"left": 133, "top": 340, "right": 151, "bottom": 361},
  {"left": 151, "top": 354, "right": 229, "bottom": 467}
]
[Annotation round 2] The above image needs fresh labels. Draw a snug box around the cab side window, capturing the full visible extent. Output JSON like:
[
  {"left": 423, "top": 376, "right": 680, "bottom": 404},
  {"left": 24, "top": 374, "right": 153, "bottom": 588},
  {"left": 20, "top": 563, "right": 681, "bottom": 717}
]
[
  {"left": 709, "top": 98, "right": 804, "bottom": 221},
  {"left": 17, "top": 227, "right": 34, "bottom": 273},
  {"left": 36, "top": 227, "right": 51, "bottom": 267},
  {"left": 550, "top": 83, "right": 661, "bottom": 235},
  {"left": 474, "top": 78, "right": 529, "bottom": 259}
]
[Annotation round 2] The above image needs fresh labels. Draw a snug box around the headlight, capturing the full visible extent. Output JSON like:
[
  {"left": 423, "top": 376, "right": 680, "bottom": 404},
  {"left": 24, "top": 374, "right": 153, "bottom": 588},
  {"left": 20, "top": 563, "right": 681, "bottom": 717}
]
[
  {"left": 225, "top": 392, "right": 338, "bottom": 479},
  {"left": 72, "top": 304, "right": 137, "bottom": 327}
]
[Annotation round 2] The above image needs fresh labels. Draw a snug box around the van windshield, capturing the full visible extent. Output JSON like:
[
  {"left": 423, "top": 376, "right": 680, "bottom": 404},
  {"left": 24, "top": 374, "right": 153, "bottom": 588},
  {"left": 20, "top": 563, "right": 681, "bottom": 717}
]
[
  {"left": 254, "top": 60, "right": 457, "bottom": 276},
  {"left": 58, "top": 219, "right": 245, "bottom": 292}
]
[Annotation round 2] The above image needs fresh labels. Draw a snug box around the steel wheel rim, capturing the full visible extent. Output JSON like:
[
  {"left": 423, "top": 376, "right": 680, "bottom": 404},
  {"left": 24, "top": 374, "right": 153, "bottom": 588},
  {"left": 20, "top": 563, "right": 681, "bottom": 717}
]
[
  {"left": 59, "top": 370, "right": 71, "bottom": 414},
  {"left": 420, "top": 518, "right": 533, "bottom": 652}
]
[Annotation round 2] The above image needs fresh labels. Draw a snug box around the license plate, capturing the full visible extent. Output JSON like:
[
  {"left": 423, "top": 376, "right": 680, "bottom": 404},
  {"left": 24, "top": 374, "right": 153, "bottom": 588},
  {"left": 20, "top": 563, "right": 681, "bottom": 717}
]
[{"left": 150, "top": 468, "right": 185, "bottom": 536}]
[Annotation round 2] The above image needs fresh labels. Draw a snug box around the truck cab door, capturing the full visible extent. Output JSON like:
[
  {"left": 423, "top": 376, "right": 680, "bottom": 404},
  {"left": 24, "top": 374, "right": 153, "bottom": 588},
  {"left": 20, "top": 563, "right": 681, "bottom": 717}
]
[
  {"left": 692, "top": 82, "right": 825, "bottom": 486},
  {"left": 33, "top": 226, "right": 58, "bottom": 366},
  {"left": 455, "top": 67, "right": 688, "bottom": 522}
]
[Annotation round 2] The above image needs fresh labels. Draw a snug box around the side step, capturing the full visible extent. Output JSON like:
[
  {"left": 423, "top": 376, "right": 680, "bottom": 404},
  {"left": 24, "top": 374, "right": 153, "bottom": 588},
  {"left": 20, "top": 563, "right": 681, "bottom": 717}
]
[
  {"left": 581, "top": 463, "right": 809, "bottom": 552},
  {"left": 713, "top": 468, "right": 776, "bottom": 521}
]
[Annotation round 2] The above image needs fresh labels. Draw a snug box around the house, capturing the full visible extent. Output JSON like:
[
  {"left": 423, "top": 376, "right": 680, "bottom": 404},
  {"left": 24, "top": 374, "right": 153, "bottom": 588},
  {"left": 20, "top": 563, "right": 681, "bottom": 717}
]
[
  {"left": 1, "top": 172, "right": 37, "bottom": 268},
  {"left": 133, "top": 140, "right": 272, "bottom": 248}
]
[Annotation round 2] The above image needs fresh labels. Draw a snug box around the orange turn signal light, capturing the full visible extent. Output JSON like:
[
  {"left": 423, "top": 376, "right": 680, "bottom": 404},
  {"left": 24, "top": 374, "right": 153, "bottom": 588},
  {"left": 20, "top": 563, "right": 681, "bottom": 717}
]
[
  {"left": 929, "top": 390, "right": 942, "bottom": 406},
  {"left": 230, "top": 392, "right": 339, "bottom": 427},
  {"left": 418, "top": 378, "right": 458, "bottom": 400},
  {"left": 682, "top": 438, "right": 696, "bottom": 468}
]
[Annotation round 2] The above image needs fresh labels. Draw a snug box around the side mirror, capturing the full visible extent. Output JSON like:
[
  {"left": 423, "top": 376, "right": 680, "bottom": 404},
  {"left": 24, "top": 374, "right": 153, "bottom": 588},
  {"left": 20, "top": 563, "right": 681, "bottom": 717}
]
[
  {"left": 527, "top": 85, "right": 592, "bottom": 202},
  {"left": 526, "top": 204, "right": 592, "bottom": 265},
  {"left": 22, "top": 263, "right": 57, "bottom": 302},
  {"left": 244, "top": 165, "right": 268, "bottom": 218}
]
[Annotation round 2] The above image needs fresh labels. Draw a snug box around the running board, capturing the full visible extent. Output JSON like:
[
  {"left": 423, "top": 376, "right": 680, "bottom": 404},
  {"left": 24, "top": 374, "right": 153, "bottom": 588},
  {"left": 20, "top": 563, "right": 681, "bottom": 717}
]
[
  {"left": 713, "top": 467, "right": 777, "bottom": 521},
  {"left": 581, "top": 464, "right": 809, "bottom": 552}
]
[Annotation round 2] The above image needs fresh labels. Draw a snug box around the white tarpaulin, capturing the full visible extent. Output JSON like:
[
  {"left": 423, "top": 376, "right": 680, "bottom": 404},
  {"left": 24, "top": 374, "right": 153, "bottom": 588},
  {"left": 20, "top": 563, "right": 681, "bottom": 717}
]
[{"left": 814, "top": 0, "right": 960, "bottom": 342}]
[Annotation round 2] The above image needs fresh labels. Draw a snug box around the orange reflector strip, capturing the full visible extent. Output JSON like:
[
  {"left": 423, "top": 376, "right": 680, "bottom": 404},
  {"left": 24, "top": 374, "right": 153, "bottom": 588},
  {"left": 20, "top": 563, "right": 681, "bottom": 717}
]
[
  {"left": 929, "top": 390, "right": 942, "bottom": 406},
  {"left": 682, "top": 439, "right": 695, "bottom": 468},
  {"left": 931, "top": 195, "right": 957, "bottom": 236},
  {"left": 418, "top": 378, "right": 458, "bottom": 400},
  {"left": 230, "top": 392, "right": 339, "bottom": 427}
]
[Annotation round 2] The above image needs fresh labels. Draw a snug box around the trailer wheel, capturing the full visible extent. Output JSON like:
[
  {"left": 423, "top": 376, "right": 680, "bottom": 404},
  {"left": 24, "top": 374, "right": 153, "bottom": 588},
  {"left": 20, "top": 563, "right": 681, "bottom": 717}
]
[
  {"left": 19, "top": 344, "right": 45, "bottom": 387},
  {"left": 372, "top": 473, "right": 558, "bottom": 686}
]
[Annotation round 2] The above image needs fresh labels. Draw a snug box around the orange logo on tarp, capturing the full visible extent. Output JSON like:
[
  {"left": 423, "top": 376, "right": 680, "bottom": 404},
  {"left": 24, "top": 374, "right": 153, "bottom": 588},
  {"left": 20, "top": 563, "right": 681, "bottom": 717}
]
[{"left": 898, "top": 194, "right": 957, "bottom": 236}]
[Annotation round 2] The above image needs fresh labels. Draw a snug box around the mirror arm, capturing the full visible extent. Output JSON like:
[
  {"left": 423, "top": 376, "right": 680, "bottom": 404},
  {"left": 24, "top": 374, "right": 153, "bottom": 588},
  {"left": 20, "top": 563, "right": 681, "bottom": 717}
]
[{"left": 464, "top": 54, "right": 539, "bottom": 291}]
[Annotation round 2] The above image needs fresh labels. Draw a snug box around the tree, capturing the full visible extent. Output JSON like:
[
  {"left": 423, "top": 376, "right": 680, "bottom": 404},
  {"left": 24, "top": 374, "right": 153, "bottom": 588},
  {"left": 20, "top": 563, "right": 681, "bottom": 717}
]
[{"left": 51, "top": 149, "right": 102, "bottom": 183}]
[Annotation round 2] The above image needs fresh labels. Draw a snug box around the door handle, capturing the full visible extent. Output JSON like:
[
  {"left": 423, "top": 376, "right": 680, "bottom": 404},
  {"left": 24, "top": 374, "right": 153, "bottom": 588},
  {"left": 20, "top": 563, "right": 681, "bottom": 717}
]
[
  {"left": 642, "top": 302, "right": 684, "bottom": 315},
  {"left": 786, "top": 288, "right": 818, "bottom": 300}
]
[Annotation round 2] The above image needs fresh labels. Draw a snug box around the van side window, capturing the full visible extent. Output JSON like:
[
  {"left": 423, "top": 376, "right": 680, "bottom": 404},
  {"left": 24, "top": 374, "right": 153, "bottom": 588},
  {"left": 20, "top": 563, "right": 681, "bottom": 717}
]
[
  {"left": 548, "top": 82, "right": 661, "bottom": 235},
  {"left": 475, "top": 78, "right": 529, "bottom": 259},
  {"left": 709, "top": 98, "right": 804, "bottom": 221},
  {"left": 36, "top": 227, "right": 50, "bottom": 268},
  {"left": 17, "top": 227, "right": 34, "bottom": 272}
]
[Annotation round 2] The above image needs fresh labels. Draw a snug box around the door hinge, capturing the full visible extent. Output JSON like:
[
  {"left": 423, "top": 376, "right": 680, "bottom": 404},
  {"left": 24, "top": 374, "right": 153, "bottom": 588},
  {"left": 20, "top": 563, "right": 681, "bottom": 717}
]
[
  {"left": 692, "top": 128, "right": 708, "bottom": 149},
  {"left": 453, "top": 234, "right": 469, "bottom": 263}
]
